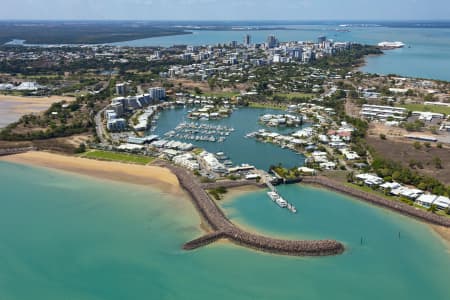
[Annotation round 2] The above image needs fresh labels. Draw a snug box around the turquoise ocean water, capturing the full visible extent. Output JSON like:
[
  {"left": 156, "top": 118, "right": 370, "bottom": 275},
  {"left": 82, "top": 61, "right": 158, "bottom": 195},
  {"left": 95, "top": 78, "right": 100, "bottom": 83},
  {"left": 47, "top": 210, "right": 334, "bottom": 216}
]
[
  {"left": 0, "top": 161, "right": 449, "bottom": 299},
  {"left": 2, "top": 23, "right": 450, "bottom": 299},
  {"left": 113, "top": 25, "right": 450, "bottom": 81}
]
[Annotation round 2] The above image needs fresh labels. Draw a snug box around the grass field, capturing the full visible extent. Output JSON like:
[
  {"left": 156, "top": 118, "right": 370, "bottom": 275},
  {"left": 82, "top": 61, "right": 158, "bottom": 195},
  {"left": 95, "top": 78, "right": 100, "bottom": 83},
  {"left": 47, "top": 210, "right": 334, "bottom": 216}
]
[
  {"left": 399, "top": 104, "right": 450, "bottom": 115},
  {"left": 81, "top": 150, "right": 154, "bottom": 165},
  {"left": 273, "top": 92, "right": 315, "bottom": 100},
  {"left": 248, "top": 102, "right": 286, "bottom": 110}
]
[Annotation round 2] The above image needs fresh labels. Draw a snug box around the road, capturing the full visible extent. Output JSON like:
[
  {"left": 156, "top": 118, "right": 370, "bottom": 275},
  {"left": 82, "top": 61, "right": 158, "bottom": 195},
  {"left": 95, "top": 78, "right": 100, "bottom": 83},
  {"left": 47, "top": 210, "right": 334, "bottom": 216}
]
[{"left": 95, "top": 107, "right": 108, "bottom": 144}]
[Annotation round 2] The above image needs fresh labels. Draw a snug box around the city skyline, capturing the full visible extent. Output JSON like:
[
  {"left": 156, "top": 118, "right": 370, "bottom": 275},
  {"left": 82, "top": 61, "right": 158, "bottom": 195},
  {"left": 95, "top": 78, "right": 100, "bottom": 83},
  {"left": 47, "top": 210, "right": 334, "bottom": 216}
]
[{"left": 1, "top": 0, "right": 449, "bottom": 21}]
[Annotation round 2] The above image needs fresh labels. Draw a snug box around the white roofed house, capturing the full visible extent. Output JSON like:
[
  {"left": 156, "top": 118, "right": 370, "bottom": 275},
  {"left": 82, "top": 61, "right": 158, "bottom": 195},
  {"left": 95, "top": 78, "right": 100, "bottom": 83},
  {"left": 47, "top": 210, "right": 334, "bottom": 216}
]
[
  {"left": 319, "top": 162, "right": 337, "bottom": 170},
  {"left": 341, "top": 149, "right": 360, "bottom": 160},
  {"left": 411, "top": 111, "right": 445, "bottom": 122},
  {"left": 415, "top": 194, "right": 438, "bottom": 208},
  {"left": 433, "top": 196, "right": 450, "bottom": 210},
  {"left": 379, "top": 182, "right": 402, "bottom": 191},
  {"left": 355, "top": 173, "right": 384, "bottom": 187},
  {"left": 298, "top": 167, "right": 316, "bottom": 175},
  {"left": 360, "top": 104, "right": 408, "bottom": 121},
  {"left": 391, "top": 187, "right": 423, "bottom": 200}
]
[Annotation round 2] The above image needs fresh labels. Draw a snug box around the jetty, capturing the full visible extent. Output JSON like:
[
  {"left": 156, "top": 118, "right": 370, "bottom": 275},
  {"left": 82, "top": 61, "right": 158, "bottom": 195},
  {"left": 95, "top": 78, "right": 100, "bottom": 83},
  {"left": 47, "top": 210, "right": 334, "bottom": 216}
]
[{"left": 157, "top": 161, "right": 344, "bottom": 257}]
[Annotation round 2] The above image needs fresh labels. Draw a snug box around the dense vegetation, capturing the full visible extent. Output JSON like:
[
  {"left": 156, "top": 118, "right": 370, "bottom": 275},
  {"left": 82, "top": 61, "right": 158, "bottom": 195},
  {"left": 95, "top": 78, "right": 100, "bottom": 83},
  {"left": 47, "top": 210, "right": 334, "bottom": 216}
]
[
  {"left": 371, "top": 155, "right": 450, "bottom": 196},
  {"left": 0, "top": 80, "right": 115, "bottom": 141},
  {"left": 0, "top": 21, "right": 189, "bottom": 44},
  {"left": 271, "top": 165, "right": 302, "bottom": 181},
  {"left": 311, "top": 44, "right": 383, "bottom": 69}
]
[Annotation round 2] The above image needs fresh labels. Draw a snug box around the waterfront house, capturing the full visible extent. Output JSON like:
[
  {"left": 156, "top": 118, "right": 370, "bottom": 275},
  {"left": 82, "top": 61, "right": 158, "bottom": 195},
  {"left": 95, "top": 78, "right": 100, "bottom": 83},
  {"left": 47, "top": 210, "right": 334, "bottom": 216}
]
[
  {"left": 416, "top": 194, "right": 438, "bottom": 208},
  {"left": 356, "top": 174, "right": 384, "bottom": 186},
  {"left": 390, "top": 187, "right": 423, "bottom": 200},
  {"left": 434, "top": 196, "right": 450, "bottom": 210},
  {"left": 380, "top": 182, "right": 402, "bottom": 191},
  {"left": 298, "top": 167, "right": 316, "bottom": 175}
]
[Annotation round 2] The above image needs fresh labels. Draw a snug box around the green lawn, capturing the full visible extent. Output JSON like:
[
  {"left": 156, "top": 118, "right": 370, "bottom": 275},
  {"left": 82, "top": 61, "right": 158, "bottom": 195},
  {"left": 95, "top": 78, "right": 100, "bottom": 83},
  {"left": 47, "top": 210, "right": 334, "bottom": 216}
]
[
  {"left": 343, "top": 182, "right": 399, "bottom": 202},
  {"left": 273, "top": 92, "right": 315, "bottom": 100},
  {"left": 399, "top": 104, "right": 450, "bottom": 115},
  {"left": 248, "top": 102, "right": 286, "bottom": 110},
  {"left": 81, "top": 150, "right": 154, "bottom": 165}
]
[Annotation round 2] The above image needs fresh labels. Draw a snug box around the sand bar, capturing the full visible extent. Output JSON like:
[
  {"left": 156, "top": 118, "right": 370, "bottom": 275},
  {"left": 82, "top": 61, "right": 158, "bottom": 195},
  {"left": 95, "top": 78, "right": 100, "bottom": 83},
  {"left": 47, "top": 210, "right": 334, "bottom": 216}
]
[{"left": 0, "top": 151, "right": 182, "bottom": 196}]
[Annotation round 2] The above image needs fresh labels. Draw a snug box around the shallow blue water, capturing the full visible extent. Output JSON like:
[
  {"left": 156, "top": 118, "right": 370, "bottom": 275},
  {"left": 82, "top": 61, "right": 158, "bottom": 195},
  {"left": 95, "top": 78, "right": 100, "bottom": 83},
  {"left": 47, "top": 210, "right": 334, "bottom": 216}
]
[{"left": 0, "top": 162, "right": 449, "bottom": 300}]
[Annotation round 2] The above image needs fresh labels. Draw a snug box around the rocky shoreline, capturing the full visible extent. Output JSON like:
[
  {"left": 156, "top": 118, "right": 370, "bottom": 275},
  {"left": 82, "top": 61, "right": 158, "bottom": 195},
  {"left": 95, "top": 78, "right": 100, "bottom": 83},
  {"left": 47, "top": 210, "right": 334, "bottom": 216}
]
[
  {"left": 302, "top": 176, "right": 450, "bottom": 228},
  {"left": 156, "top": 161, "right": 344, "bottom": 257}
]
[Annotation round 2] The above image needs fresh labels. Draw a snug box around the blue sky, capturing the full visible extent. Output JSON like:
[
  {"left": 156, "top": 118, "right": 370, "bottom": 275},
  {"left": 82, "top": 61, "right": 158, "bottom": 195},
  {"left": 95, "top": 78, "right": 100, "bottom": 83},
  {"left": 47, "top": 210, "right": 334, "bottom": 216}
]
[{"left": 1, "top": 0, "right": 448, "bottom": 20}]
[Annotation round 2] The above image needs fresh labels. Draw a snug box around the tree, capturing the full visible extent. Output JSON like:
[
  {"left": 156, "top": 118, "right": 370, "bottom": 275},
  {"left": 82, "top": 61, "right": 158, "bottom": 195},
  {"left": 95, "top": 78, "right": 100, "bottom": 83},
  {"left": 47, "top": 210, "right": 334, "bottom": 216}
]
[
  {"left": 392, "top": 171, "right": 402, "bottom": 181},
  {"left": 194, "top": 86, "right": 202, "bottom": 95},
  {"left": 428, "top": 204, "right": 438, "bottom": 214},
  {"left": 445, "top": 207, "right": 450, "bottom": 216},
  {"left": 75, "top": 143, "right": 86, "bottom": 154},
  {"left": 346, "top": 171, "right": 355, "bottom": 183},
  {"left": 207, "top": 78, "right": 217, "bottom": 90}
]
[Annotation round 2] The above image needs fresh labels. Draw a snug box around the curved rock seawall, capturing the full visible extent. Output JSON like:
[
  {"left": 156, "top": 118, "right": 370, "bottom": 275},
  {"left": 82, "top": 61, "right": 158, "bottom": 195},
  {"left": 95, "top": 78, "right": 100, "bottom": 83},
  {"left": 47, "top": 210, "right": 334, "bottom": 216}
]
[
  {"left": 157, "top": 161, "right": 344, "bottom": 257},
  {"left": 302, "top": 177, "right": 450, "bottom": 228}
]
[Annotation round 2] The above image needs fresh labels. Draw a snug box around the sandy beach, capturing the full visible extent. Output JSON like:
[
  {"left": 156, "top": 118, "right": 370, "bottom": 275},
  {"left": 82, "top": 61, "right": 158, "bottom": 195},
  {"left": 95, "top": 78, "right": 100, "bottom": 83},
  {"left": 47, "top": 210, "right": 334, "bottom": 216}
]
[
  {"left": 222, "top": 185, "right": 261, "bottom": 202},
  {"left": 0, "top": 151, "right": 183, "bottom": 196},
  {"left": 431, "top": 225, "right": 450, "bottom": 248}
]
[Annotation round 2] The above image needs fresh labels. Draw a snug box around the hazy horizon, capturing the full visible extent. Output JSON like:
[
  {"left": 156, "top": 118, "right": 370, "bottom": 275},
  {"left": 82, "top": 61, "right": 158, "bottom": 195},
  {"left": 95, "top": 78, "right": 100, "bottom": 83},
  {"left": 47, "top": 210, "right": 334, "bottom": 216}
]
[{"left": 1, "top": 0, "right": 449, "bottom": 21}]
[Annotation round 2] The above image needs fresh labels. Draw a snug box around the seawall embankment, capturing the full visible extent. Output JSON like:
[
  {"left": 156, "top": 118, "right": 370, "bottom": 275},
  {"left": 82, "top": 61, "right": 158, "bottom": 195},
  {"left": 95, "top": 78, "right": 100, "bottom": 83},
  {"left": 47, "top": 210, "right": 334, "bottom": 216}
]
[
  {"left": 157, "top": 161, "right": 344, "bottom": 257},
  {"left": 302, "top": 176, "right": 450, "bottom": 228}
]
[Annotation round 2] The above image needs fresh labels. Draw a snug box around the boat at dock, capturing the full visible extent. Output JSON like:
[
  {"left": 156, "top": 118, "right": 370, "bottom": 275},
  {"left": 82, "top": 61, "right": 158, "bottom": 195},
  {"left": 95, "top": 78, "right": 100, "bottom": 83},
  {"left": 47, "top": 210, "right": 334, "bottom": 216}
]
[
  {"left": 267, "top": 190, "right": 297, "bottom": 213},
  {"left": 267, "top": 191, "right": 288, "bottom": 208},
  {"left": 287, "top": 203, "right": 297, "bottom": 214}
]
